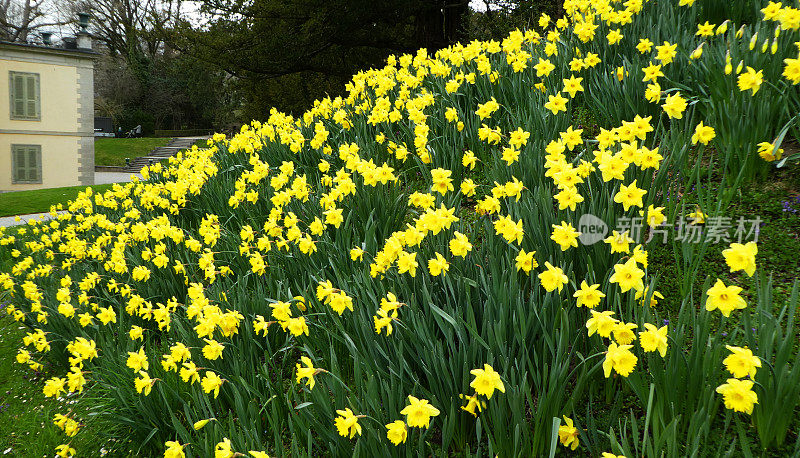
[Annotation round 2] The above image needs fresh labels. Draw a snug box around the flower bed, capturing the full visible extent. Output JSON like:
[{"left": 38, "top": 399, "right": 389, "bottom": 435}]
[{"left": 1, "top": 0, "right": 800, "bottom": 456}]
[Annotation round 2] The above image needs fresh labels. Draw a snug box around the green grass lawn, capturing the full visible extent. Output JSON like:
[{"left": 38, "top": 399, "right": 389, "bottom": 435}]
[
  {"left": 94, "top": 137, "right": 169, "bottom": 167},
  {"left": 0, "top": 184, "right": 115, "bottom": 218},
  {"left": 0, "top": 315, "right": 133, "bottom": 456},
  {"left": 0, "top": 315, "right": 70, "bottom": 455}
]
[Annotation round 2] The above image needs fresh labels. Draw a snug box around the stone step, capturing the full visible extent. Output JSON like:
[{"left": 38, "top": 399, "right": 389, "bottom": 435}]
[
  {"left": 153, "top": 150, "right": 180, "bottom": 155},
  {"left": 167, "top": 140, "right": 197, "bottom": 147},
  {"left": 116, "top": 136, "right": 210, "bottom": 173},
  {"left": 127, "top": 159, "right": 165, "bottom": 167}
]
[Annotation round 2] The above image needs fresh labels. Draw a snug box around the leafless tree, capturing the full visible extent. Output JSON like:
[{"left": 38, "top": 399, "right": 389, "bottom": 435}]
[
  {"left": 94, "top": 53, "right": 142, "bottom": 118},
  {"left": 0, "top": 0, "right": 73, "bottom": 43},
  {"left": 69, "top": 0, "right": 184, "bottom": 59}
]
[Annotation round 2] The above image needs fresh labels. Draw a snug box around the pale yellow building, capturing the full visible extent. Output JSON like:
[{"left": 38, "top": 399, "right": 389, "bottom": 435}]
[{"left": 0, "top": 38, "right": 95, "bottom": 191}]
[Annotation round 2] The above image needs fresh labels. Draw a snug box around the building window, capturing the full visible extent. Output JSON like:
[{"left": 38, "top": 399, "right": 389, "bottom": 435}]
[
  {"left": 9, "top": 71, "right": 40, "bottom": 120},
  {"left": 11, "top": 144, "right": 42, "bottom": 184}
]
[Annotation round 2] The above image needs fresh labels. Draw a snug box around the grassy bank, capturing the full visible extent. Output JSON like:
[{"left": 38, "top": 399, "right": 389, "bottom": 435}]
[
  {"left": 0, "top": 184, "right": 116, "bottom": 218},
  {"left": 94, "top": 138, "right": 169, "bottom": 167}
]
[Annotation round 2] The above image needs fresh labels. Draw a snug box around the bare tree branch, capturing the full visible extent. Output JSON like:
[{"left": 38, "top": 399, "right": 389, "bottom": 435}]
[{"left": 0, "top": 0, "right": 74, "bottom": 43}]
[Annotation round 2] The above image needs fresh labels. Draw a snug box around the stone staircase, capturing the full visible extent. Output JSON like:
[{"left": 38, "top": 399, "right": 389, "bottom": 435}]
[{"left": 123, "top": 137, "right": 209, "bottom": 172}]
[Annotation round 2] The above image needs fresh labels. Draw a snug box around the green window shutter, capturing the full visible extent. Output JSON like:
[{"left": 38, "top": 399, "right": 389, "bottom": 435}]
[
  {"left": 25, "top": 75, "right": 36, "bottom": 118},
  {"left": 25, "top": 147, "right": 33, "bottom": 181},
  {"left": 33, "top": 146, "right": 41, "bottom": 182},
  {"left": 9, "top": 72, "right": 40, "bottom": 119},
  {"left": 11, "top": 145, "right": 42, "bottom": 183},
  {"left": 34, "top": 74, "right": 40, "bottom": 119},
  {"left": 13, "top": 146, "right": 23, "bottom": 182},
  {"left": 12, "top": 146, "right": 27, "bottom": 182},
  {"left": 27, "top": 146, "right": 37, "bottom": 181},
  {"left": 12, "top": 74, "right": 25, "bottom": 117}
]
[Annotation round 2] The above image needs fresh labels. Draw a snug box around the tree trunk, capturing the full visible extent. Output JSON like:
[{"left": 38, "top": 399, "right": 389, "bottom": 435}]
[{"left": 414, "top": 0, "right": 468, "bottom": 52}]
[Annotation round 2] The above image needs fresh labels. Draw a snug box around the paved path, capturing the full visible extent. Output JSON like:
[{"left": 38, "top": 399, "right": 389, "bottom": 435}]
[
  {"left": 0, "top": 211, "right": 66, "bottom": 228},
  {"left": 1, "top": 171, "right": 143, "bottom": 228},
  {"left": 95, "top": 171, "right": 143, "bottom": 185}
]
